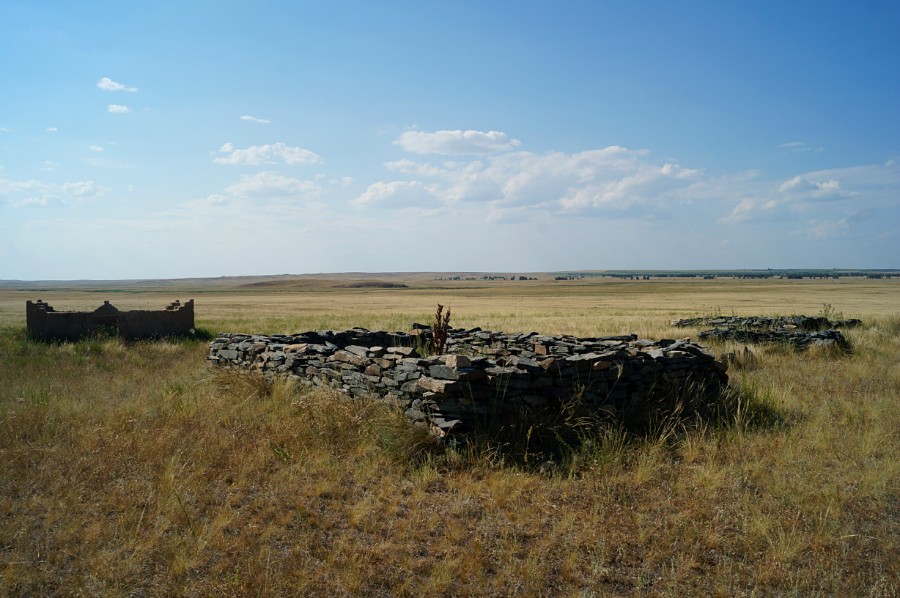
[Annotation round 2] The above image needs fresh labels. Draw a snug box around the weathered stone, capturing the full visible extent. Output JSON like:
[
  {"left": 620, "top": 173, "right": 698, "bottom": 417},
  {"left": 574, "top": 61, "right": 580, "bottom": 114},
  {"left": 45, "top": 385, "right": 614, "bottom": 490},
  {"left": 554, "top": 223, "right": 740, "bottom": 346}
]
[
  {"left": 387, "top": 346, "right": 415, "bottom": 356},
  {"left": 329, "top": 350, "right": 367, "bottom": 366},
  {"left": 442, "top": 354, "right": 471, "bottom": 368},
  {"left": 429, "top": 365, "right": 461, "bottom": 380},
  {"left": 417, "top": 377, "right": 459, "bottom": 393}
]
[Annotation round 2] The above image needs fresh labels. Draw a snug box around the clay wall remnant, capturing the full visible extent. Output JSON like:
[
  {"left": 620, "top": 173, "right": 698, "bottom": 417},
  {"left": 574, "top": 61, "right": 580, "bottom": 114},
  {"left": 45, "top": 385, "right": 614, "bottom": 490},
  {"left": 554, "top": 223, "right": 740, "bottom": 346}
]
[{"left": 26, "top": 299, "right": 194, "bottom": 341}]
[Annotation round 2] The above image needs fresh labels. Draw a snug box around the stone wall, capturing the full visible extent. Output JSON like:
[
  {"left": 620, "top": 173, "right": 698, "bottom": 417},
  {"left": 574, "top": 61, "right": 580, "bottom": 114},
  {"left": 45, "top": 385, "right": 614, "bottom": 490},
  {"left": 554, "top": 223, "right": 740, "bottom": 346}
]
[
  {"left": 26, "top": 299, "right": 195, "bottom": 341},
  {"left": 208, "top": 327, "right": 728, "bottom": 437},
  {"left": 671, "top": 315, "right": 856, "bottom": 350}
]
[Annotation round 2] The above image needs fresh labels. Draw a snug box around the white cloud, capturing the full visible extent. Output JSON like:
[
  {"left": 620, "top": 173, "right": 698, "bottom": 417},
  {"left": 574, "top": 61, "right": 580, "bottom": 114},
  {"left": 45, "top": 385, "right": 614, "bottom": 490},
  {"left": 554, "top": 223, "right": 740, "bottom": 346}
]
[
  {"left": 223, "top": 171, "right": 322, "bottom": 199},
  {"left": 800, "top": 218, "right": 855, "bottom": 239},
  {"left": 720, "top": 199, "right": 758, "bottom": 224},
  {"left": 89, "top": 145, "right": 104, "bottom": 152},
  {"left": 354, "top": 180, "right": 436, "bottom": 208},
  {"left": 202, "top": 194, "right": 228, "bottom": 206},
  {"left": 372, "top": 132, "right": 900, "bottom": 243},
  {"left": 791, "top": 161, "right": 899, "bottom": 190},
  {"left": 62, "top": 181, "right": 102, "bottom": 196},
  {"left": 714, "top": 161, "right": 899, "bottom": 226},
  {"left": 45, "top": 127, "right": 58, "bottom": 132},
  {"left": 780, "top": 141, "right": 823, "bottom": 154},
  {"left": 366, "top": 145, "right": 699, "bottom": 214},
  {"left": 97, "top": 77, "right": 138, "bottom": 92},
  {"left": 107, "top": 104, "right": 130, "bottom": 114},
  {"left": 0, "top": 127, "right": 9, "bottom": 133},
  {"left": 396, "top": 129, "right": 521, "bottom": 155},
  {"left": 778, "top": 175, "right": 846, "bottom": 197},
  {"left": 214, "top": 142, "right": 322, "bottom": 165},
  {"left": 1, "top": 176, "right": 105, "bottom": 207},
  {"left": 240, "top": 115, "right": 270, "bottom": 124}
]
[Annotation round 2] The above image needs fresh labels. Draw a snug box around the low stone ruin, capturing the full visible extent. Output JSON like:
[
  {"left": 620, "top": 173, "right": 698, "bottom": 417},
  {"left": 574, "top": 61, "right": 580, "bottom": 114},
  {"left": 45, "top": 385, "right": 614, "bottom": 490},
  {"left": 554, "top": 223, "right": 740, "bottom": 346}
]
[
  {"left": 26, "top": 299, "right": 195, "bottom": 341},
  {"left": 209, "top": 327, "right": 728, "bottom": 437},
  {"left": 671, "top": 315, "right": 858, "bottom": 350}
]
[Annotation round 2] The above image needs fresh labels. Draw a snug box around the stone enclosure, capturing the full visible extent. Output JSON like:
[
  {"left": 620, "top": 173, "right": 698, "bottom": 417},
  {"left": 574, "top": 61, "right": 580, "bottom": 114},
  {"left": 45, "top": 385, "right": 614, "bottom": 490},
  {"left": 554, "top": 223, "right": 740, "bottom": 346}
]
[
  {"left": 671, "top": 315, "right": 859, "bottom": 350},
  {"left": 209, "top": 327, "right": 729, "bottom": 437},
  {"left": 26, "top": 299, "right": 195, "bottom": 341}
]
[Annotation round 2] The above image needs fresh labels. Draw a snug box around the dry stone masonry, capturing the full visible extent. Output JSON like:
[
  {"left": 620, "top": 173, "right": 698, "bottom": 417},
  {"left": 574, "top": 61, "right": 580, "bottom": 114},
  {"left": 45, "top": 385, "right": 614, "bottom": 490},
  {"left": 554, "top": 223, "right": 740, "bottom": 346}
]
[
  {"left": 671, "top": 315, "right": 858, "bottom": 351},
  {"left": 209, "top": 327, "right": 729, "bottom": 437}
]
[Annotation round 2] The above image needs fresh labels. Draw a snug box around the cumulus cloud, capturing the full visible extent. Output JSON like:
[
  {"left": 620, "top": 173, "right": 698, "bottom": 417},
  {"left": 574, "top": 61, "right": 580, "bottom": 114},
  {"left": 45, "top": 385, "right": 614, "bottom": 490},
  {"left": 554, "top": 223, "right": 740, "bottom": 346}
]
[
  {"left": 363, "top": 132, "right": 900, "bottom": 252},
  {"left": 365, "top": 145, "right": 700, "bottom": 214},
  {"left": 354, "top": 180, "right": 436, "bottom": 208},
  {"left": 214, "top": 142, "right": 322, "bottom": 165},
  {"left": 720, "top": 199, "right": 759, "bottom": 225},
  {"left": 1, "top": 176, "right": 105, "bottom": 207},
  {"left": 201, "top": 194, "right": 228, "bottom": 206},
  {"left": 778, "top": 176, "right": 847, "bottom": 197},
  {"left": 240, "top": 115, "right": 270, "bottom": 124},
  {"left": 107, "top": 104, "right": 130, "bottom": 114},
  {"left": 395, "top": 129, "right": 521, "bottom": 155},
  {"left": 224, "top": 171, "right": 322, "bottom": 199},
  {"left": 97, "top": 77, "right": 138, "bottom": 92},
  {"left": 715, "top": 161, "right": 899, "bottom": 226}
]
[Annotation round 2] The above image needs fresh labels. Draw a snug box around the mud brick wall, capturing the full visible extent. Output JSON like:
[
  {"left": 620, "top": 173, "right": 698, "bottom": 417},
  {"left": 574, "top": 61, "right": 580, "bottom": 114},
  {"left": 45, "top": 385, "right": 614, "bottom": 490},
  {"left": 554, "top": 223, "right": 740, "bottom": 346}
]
[
  {"left": 26, "top": 299, "right": 195, "bottom": 341},
  {"left": 209, "top": 327, "right": 729, "bottom": 437}
]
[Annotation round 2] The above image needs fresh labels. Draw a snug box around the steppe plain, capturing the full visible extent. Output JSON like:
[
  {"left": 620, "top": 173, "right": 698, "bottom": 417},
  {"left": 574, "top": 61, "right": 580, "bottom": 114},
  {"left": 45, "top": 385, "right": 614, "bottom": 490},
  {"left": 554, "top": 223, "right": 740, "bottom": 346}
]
[{"left": 1, "top": 274, "right": 897, "bottom": 596}]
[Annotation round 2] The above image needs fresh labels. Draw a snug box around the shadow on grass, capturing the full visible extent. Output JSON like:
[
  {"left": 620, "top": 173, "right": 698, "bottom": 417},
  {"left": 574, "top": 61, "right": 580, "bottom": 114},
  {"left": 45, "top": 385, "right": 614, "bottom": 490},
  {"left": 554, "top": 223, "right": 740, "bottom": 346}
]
[
  {"left": 0, "top": 326, "right": 217, "bottom": 362},
  {"left": 434, "top": 377, "right": 792, "bottom": 476},
  {"left": 16, "top": 325, "right": 216, "bottom": 344}
]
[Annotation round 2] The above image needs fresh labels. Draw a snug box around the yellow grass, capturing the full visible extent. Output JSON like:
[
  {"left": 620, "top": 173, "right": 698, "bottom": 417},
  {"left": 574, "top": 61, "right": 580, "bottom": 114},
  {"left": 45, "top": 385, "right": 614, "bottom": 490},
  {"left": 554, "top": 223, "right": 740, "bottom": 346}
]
[{"left": 1, "top": 276, "right": 898, "bottom": 595}]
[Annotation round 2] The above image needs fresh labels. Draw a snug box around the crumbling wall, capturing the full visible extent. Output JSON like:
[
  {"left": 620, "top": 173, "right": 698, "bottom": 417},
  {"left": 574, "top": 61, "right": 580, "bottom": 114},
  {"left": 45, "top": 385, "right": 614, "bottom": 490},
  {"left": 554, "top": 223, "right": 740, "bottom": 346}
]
[
  {"left": 209, "top": 327, "right": 728, "bottom": 437},
  {"left": 26, "top": 300, "right": 194, "bottom": 341},
  {"left": 671, "top": 315, "right": 856, "bottom": 350}
]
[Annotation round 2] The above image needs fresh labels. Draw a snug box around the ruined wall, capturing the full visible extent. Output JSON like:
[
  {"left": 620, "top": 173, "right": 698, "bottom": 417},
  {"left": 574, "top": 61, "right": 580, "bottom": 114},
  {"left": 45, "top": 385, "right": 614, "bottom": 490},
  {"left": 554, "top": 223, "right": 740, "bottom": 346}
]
[
  {"left": 26, "top": 300, "right": 194, "bottom": 341},
  {"left": 209, "top": 327, "right": 728, "bottom": 436},
  {"left": 671, "top": 315, "right": 856, "bottom": 350}
]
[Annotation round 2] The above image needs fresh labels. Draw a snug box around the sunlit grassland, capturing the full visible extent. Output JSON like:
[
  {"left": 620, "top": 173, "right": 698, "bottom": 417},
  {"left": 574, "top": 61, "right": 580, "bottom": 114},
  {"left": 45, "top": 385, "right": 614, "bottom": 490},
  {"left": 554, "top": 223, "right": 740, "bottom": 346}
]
[{"left": 0, "top": 277, "right": 897, "bottom": 595}]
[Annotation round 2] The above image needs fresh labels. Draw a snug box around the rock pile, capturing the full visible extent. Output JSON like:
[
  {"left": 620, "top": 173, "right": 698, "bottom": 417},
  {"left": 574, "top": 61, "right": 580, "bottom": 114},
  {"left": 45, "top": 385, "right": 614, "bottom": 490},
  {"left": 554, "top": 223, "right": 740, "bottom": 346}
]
[
  {"left": 209, "top": 327, "right": 728, "bottom": 437},
  {"left": 671, "top": 315, "right": 857, "bottom": 350},
  {"left": 671, "top": 315, "right": 860, "bottom": 330}
]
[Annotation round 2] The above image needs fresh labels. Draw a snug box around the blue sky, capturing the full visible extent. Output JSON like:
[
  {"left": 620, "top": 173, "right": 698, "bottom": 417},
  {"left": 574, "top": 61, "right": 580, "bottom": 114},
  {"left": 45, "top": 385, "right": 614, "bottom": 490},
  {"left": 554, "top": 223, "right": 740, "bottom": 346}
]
[{"left": 2, "top": 1, "right": 898, "bottom": 279}]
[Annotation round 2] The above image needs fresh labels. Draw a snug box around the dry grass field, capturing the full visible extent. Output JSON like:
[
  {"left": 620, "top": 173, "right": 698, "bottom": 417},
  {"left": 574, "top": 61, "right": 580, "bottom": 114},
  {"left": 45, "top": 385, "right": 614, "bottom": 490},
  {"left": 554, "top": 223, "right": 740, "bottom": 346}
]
[{"left": 1, "top": 275, "right": 898, "bottom": 596}]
